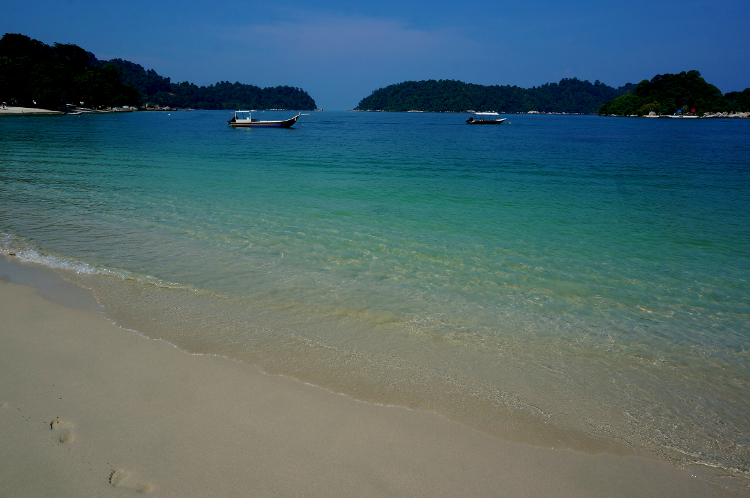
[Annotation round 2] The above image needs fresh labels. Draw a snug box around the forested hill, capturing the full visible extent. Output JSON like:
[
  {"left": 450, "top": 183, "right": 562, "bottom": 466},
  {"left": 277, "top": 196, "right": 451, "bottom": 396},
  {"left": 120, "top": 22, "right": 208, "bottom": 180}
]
[
  {"left": 598, "top": 70, "right": 749, "bottom": 115},
  {"left": 90, "top": 56, "right": 317, "bottom": 110},
  {"left": 0, "top": 33, "right": 140, "bottom": 109},
  {"left": 0, "top": 33, "right": 316, "bottom": 110},
  {"left": 355, "top": 79, "right": 637, "bottom": 113}
]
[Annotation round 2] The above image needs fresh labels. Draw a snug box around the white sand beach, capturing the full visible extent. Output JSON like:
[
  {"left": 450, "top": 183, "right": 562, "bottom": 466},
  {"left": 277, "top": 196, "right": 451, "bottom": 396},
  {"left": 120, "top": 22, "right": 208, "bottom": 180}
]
[
  {"left": 0, "top": 106, "right": 62, "bottom": 115},
  {"left": 0, "top": 257, "right": 735, "bottom": 497}
]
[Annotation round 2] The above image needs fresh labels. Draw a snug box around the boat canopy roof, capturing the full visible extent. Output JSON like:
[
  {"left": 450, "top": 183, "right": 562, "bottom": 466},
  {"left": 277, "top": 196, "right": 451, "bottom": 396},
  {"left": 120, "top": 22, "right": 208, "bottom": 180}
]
[{"left": 473, "top": 112, "right": 500, "bottom": 116}]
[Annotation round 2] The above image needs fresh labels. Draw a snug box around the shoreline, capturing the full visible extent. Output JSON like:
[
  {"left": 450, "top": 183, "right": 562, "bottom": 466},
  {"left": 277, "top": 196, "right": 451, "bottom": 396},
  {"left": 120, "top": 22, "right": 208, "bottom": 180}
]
[
  {"left": 0, "top": 106, "right": 62, "bottom": 115},
  {"left": 0, "top": 256, "right": 736, "bottom": 497}
]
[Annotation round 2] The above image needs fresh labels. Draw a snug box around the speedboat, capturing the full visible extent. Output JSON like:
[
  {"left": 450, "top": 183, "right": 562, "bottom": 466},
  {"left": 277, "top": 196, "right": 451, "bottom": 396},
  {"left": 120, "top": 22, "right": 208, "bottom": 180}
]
[
  {"left": 466, "top": 112, "right": 506, "bottom": 124},
  {"left": 228, "top": 110, "right": 301, "bottom": 128}
]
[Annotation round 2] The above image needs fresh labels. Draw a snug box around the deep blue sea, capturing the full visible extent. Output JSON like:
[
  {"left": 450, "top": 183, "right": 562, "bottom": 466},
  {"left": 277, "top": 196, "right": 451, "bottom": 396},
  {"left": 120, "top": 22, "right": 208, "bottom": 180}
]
[{"left": 2, "top": 110, "right": 749, "bottom": 488}]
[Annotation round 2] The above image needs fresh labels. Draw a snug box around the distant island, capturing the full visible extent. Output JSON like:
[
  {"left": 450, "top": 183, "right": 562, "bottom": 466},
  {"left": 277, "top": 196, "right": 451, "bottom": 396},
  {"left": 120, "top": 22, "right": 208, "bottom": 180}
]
[
  {"left": 0, "top": 33, "right": 317, "bottom": 111},
  {"left": 355, "top": 79, "right": 637, "bottom": 114},
  {"left": 598, "top": 70, "right": 749, "bottom": 116},
  {"left": 356, "top": 74, "right": 749, "bottom": 116}
]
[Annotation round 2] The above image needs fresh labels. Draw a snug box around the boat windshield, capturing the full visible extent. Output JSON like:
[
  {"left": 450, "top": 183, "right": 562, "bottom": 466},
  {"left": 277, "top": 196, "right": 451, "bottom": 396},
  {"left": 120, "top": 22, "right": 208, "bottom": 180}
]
[{"left": 234, "top": 110, "right": 255, "bottom": 120}]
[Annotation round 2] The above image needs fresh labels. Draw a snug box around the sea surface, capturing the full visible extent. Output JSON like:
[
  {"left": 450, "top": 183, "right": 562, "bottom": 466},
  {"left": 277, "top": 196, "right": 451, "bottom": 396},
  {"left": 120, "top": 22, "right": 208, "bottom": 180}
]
[{"left": 2, "top": 110, "right": 749, "bottom": 490}]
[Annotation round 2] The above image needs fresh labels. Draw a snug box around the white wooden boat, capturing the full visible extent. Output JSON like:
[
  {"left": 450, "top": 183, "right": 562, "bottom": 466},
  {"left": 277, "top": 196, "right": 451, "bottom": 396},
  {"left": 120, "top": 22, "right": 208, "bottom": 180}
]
[
  {"left": 228, "top": 110, "right": 301, "bottom": 128},
  {"left": 466, "top": 112, "right": 506, "bottom": 125}
]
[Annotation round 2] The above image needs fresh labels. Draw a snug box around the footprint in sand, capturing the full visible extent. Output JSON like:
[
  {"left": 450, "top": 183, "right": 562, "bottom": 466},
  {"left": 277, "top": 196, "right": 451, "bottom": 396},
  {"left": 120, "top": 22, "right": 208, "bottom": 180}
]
[
  {"left": 109, "top": 468, "right": 154, "bottom": 494},
  {"left": 49, "top": 417, "right": 75, "bottom": 444}
]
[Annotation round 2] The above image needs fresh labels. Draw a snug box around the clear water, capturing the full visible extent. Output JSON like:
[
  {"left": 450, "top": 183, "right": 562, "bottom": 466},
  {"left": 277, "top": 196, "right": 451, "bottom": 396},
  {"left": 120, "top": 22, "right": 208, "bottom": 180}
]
[{"left": 2, "top": 111, "right": 749, "bottom": 488}]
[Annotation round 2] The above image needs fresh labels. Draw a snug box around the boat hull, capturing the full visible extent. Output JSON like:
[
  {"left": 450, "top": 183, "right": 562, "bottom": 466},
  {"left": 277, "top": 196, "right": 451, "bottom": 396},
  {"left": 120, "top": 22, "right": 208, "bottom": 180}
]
[
  {"left": 228, "top": 114, "right": 300, "bottom": 128},
  {"left": 466, "top": 118, "right": 507, "bottom": 125}
]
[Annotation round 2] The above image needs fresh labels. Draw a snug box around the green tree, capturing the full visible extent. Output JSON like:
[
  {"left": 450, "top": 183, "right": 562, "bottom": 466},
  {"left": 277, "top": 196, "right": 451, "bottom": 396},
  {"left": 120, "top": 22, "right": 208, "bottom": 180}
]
[
  {"left": 725, "top": 89, "right": 750, "bottom": 111},
  {"left": 598, "top": 71, "right": 730, "bottom": 116},
  {"left": 0, "top": 33, "right": 141, "bottom": 108}
]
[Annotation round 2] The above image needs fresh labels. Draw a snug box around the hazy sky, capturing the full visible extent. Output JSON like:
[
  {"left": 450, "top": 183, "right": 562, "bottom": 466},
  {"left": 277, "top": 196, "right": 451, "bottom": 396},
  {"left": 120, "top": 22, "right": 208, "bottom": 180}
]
[{"left": 3, "top": 0, "right": 749, "bottom": 109}]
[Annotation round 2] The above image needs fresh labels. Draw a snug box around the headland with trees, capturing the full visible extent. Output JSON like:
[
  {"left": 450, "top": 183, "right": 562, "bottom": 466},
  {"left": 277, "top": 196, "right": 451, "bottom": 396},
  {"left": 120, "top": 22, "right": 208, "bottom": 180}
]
[
  {"left": 597, "top": 70, "right": 749, "bottom": 116},
  {"left": 90, "top": 57, "right": 317, "bottom": 111},
  {"left": 0, "top": 33, "right": 317, "bottom": 111}
]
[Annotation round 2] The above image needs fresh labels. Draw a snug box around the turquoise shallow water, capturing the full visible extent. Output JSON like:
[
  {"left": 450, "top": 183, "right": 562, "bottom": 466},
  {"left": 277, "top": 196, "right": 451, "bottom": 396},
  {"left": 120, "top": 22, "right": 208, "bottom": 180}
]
[{"left": 2, "top": 111, "right": 750, "bottom": 487}]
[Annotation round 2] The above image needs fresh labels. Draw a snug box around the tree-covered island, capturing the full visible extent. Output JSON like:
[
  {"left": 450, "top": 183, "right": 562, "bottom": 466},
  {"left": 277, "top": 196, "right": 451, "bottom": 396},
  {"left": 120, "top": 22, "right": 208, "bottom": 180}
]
[
  {"left": 355, "top": 79, "right": 637, "bottom": 114},
  {"left": 598, "top": 70, "right": 749, "bottom": 116},
  {"left": 356, "top": 74, "right": 749, "bottom": 116},
  {"left": 0, "top": 33, "right": 317, "bottom": 111}
]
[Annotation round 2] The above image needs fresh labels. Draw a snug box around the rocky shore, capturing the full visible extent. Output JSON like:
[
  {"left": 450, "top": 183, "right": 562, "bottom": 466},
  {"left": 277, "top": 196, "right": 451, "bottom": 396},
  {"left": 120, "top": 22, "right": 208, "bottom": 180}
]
[
  {"left": 603, "top": 111, "right": 750, "bottom": 118},
  {"left": 701, "top": 111, "right": 750, "bottom": 118}
]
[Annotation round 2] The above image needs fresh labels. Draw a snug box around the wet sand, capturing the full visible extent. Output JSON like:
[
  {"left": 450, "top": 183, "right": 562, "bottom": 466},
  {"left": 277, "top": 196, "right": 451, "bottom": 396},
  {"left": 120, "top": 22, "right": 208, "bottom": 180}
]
[{"left": 0, "top": 257, "right": 733, "bottom": 497}]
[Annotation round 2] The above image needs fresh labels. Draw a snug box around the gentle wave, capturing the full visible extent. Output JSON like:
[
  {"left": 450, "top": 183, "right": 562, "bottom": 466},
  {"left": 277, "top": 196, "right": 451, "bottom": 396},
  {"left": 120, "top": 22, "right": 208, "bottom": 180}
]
[{"left": 2, "top": 111, "right": 749, "bottom": 489}]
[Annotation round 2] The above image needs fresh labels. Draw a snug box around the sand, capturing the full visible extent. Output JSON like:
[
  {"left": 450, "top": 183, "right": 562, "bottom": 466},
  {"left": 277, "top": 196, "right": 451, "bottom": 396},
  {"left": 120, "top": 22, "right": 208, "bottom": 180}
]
[
  {"left": 0, "top": 257, "right": 735, "bottom": 497},
  {"left": 0, "top": 106, "right": 62, "bottom": 115}
]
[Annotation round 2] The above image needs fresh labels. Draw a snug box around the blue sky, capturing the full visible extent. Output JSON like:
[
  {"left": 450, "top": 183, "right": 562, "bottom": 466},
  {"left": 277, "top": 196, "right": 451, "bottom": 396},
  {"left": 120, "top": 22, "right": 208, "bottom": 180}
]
[{"left": 3, "top": 0, "right": 749, "bottom": 109}]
